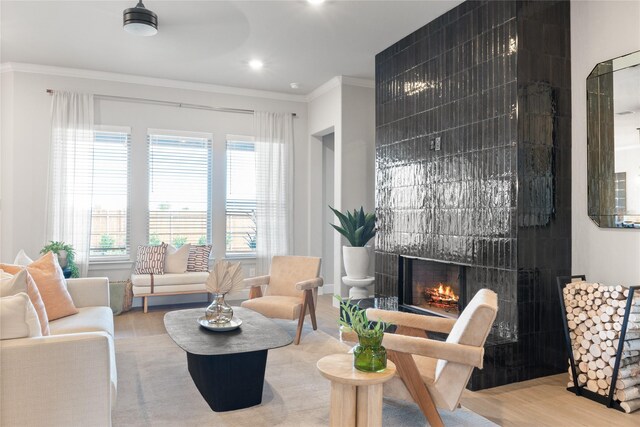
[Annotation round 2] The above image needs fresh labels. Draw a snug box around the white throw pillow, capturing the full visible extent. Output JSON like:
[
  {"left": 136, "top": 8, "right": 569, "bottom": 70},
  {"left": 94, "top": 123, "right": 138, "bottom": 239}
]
[
  {"left": 164, "top": 244, "right": 192, "bottom": 274},
  {"left": 0, "top": 293, "right": 42, "bottom": 340},
  {"left": 13, "top": 249, "right": 34, "bottom": 266}
]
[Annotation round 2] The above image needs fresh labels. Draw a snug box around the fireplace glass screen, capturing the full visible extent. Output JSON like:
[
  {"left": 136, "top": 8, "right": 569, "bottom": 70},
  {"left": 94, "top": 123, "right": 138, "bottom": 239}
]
[{"left": 401, "top": 257, "right": 464, "bottom": 318}]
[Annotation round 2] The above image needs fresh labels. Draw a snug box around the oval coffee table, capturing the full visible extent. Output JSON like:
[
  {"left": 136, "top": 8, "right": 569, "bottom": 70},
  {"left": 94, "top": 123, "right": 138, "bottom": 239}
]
[{"left": 164, "top": 306, "right": 293, "bottom": 412}]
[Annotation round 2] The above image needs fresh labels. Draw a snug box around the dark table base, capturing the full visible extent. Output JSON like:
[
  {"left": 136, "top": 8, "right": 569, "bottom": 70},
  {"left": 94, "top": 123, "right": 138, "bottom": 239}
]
[{"left": 187, "top": 349, "right": 268, "bottom": 412}]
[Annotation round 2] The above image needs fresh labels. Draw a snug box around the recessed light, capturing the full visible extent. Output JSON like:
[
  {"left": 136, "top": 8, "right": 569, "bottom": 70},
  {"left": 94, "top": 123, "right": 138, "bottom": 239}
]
[
  {"left": 307, "top": 0, "right": 326, "bottom": 5},
  {"left": 249, "top": 59, "right": 264, "bottom": 70},
  {"left": 290, "top": 83, "right": 300, "bottom": 89}
]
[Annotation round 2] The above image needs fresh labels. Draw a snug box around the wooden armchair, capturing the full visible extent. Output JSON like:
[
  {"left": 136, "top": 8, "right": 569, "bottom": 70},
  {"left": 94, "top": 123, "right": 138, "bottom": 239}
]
[
  {"left": 360, "top": 289, "right": 498, "bottom": 427},
  {"left": 241, "top": 256, "right": 323, "bottom": 345}
]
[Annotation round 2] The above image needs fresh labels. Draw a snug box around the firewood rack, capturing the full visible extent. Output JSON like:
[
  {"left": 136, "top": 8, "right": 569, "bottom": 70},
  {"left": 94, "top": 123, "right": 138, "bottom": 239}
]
[{"left": 557, "top": 275, "right": 640, "bottom": 411}]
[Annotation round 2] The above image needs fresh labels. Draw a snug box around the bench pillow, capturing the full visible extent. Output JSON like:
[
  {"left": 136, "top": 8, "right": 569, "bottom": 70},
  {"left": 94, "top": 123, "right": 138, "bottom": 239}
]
[
  {"left": 134, "top": 243, "right": 168, "bottom": 275},
  {"left": 164, "top": 243, "right": 191, "bottom": 274},
  {"left": 187, "top": 245, "right": 211, "bottom": 272}
]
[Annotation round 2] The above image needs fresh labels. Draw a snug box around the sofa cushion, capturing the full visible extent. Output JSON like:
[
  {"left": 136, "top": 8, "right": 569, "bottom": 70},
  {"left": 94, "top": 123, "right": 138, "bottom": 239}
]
[
  {"left": 1, "top": 252, "right": 78, "bottom": 321},
  {"left": 132, "top": 284, "right": 207, "bottom": 296},
  {"left": 164, "top": 244, "right": 191, "bottom": 274},
  {"left": 0, "top": 293, "right": 42, "bottom": 340},
  {"left": 49, "top": 306, "right": 114, "bottom": 337},
  {"left": 131, "top": 272, "right": 209, "bottom": 287},
  {"left": 1, "top": 269, "right": 50, "bottom": 335},
  {"left": 241, "top": 295, "right": 302, "bottom": 320},
  {"left": 134, "top": 244, "right": 167, "bottom": 274}
]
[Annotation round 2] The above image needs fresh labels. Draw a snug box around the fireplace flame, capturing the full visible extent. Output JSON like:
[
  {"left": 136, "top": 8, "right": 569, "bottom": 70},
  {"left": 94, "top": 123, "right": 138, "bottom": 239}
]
[{"left": 427, "top": 283, "right": 459, "bottom": 302}]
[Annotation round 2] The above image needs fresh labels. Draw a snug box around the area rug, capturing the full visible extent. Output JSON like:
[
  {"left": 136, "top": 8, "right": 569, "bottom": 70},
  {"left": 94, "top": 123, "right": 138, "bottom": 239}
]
[{"left": 113, "top": 322, "right": 496, "bottom": 426}]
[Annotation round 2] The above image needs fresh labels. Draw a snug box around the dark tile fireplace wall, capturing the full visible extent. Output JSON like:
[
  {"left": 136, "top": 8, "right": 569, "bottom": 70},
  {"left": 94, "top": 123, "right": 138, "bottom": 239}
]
[{"left": 374, "top": 0, "right": 571, "bottom": 390}]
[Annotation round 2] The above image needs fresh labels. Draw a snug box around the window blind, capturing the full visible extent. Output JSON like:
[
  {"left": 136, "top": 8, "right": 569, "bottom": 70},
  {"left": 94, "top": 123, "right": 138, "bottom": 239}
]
[
  {"left": 148, "top": 131, "right": 213, "bottom": 247},
  {"left": 226, "top": 140, "right": 256, "bottom": 256},
  {"left": 90, "top": 127, "right": 130, "bottom": 258}
]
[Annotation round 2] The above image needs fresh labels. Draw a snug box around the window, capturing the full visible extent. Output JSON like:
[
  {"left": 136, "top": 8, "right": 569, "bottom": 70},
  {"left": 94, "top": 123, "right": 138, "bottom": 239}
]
[
  {"left": 148, "top": 130, "right": 212, "bottom": 247},
  {"left": 90, "top": 126, "right": 131, "bottom": 259},
  {"left": 226, "top": 137, "right": 256, "bottom": 257}
]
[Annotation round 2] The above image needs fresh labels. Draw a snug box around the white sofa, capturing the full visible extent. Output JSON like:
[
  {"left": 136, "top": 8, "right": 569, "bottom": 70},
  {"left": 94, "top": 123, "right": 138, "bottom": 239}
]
[
  {"left": 0, "top": 277, "right": 117, "bottom": 427},
  {"left": 131, "top": 271, "right": 210, "bottom": 312}
]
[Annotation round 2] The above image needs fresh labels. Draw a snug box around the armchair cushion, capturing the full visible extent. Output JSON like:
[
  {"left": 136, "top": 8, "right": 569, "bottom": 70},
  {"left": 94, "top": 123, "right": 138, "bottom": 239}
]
[
  {"left": 266, "top": 256, "right": 321, "bottom": 298},
  {"left": 241, "top": 295, "right": 302, "bottom": 320},
  {"left": 48, "top": 306, "right": 114, "bottom": 337}
]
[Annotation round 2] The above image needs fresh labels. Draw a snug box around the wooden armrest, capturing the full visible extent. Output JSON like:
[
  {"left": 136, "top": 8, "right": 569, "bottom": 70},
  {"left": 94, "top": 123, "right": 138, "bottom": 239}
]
[
  {"left": 366, "top": 308, "right": 456, "bottom": 334},
  {"left": 296, "top": 277, "right": 323, "bottom": 291},
  {"left": 382, "top": 333, "right": 484, "bottom": 368},
  {"left": 244, "top": 275, "right": 270, "bottom": 289}
]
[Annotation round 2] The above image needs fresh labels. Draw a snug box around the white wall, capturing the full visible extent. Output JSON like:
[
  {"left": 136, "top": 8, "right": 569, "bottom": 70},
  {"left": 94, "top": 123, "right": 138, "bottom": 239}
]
[
  {"left": 307, "top": 78, "right": 375, "bottom": 299},
  {"left": 571, "top": 0, "right": 640, "bottom": 285},
  {"left": 0, "top": 68, "right": 309, "bottom": 304}
]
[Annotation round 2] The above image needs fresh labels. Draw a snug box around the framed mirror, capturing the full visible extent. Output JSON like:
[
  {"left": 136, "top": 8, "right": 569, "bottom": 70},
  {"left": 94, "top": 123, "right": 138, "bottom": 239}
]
[{"left": 587, "top": 50, "right": 640, "bottom": 228}]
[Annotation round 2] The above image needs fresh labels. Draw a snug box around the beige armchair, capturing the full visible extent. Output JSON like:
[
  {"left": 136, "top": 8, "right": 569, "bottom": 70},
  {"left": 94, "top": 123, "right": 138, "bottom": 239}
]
[
  {"left": 362, "top": 289, "right": 497, "bottom": 427},
  {"left": 241, "top": 256, "right": 322, "bottom": 345}
]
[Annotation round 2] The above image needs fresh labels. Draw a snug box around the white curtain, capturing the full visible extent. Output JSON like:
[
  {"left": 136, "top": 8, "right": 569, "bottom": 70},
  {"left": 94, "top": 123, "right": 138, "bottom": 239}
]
[
  {"left": 254, "top": 111, "right": 294, "bottom": 275},
  {"left": 46, "top": 92, "right": 94, "bottom": 277}
]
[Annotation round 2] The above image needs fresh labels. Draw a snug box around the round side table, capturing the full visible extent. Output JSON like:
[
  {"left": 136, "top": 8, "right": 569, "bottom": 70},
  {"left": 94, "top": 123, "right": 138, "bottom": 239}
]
[{"left": 317, "top": 353, "right": 396, "bottom": 427}]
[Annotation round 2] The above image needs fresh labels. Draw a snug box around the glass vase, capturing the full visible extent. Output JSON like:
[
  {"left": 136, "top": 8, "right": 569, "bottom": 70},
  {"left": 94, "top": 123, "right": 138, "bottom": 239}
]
[
  {"left": 205, "top": 293, "right": 234, "bottom": 324},
  {"left": 353, "top": 333, "right": 387, "bottom": 372}
]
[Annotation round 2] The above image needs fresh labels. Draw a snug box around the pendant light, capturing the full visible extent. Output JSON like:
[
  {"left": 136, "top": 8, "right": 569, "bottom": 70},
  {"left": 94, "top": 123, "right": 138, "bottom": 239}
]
[{"left": 123, "top": 1, "right": 158, "bottom": 36}]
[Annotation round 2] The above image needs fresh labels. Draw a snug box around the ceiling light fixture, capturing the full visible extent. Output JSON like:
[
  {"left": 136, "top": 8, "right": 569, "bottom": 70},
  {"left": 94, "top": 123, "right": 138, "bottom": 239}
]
[
  {"left": 290, "top": 83, "right": 300, "bottom": 89},
  {"left": 307, "top": 0, "right": 326, "bottom": 4},
  {"left": 123, "top": 1, "right": 158, "bottom": 36},
  {"left": 249, "top": 59, "right": 264, "bottom": 70}
]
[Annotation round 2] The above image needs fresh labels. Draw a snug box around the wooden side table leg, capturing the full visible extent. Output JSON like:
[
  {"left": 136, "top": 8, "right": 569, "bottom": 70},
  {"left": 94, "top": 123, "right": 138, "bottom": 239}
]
[
  {"left": 356, "top": 384, "right": 383, "bottom": 427},
  {"left": 330, "top": 382, "right": 356, "bottom": 427}
]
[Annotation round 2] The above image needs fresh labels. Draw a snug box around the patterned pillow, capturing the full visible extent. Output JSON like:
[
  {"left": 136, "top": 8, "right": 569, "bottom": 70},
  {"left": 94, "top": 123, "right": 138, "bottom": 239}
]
[
  {"left": 187, "top": 245, "right": 211, "bottom": 272},
  {"left": 134, "top": 244, "right": 167, "bottom": 275}
]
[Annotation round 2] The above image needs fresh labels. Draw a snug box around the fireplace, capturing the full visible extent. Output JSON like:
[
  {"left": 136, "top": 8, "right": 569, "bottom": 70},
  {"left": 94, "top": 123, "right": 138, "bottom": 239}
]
[{"left": 399, "top": 256, "right": 466, "bottom": 319}]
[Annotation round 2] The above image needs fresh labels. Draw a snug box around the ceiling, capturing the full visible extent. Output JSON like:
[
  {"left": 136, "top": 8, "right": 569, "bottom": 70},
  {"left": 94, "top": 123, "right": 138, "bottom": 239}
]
[{"left": 0, "top": 1, "right": 462, "bottom": 96}]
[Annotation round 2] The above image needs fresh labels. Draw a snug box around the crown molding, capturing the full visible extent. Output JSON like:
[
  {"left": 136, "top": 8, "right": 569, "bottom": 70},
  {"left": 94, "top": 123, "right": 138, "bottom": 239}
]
[
  {"left": 341, "top": 76, "right": 375, "bottom": 89},
  {"left": 0, "top": 62, "right": 308, "bottom": 103},
  {"left": 306, "top": 76, "right": 342, "bottom": 102}
]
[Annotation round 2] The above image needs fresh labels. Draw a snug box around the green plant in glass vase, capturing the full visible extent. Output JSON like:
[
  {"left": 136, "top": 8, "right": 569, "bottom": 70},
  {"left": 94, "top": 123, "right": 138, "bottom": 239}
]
[
  {"left": 40, "top": 241, "right": 79, "bottom": 278},
  {"left": 336, "top": 295, "right": 390, "bottom": 372}
]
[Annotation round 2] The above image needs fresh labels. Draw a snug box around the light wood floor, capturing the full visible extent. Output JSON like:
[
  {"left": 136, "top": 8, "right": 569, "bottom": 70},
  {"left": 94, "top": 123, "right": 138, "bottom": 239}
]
[{"left": 115, "top": 294, "right": 640, "bottom": 426}]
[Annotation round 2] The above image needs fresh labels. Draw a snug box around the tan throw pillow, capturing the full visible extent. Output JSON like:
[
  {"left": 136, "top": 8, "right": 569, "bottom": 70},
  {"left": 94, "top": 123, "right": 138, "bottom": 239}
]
[
  {"left": 0, "top": 252, "right": 78, "bottom": 321},
  {"left": 0, "top": 268, "right": 50, "bottom": 335},
  {"left": 187, "top": 245, "right": 211, "bottom": 272},
  {"left": 0, "top": 293, "right": 42, "bottom": 340},
  {"left": 134, "top": 244, "right": 168, "bottom": 274},
  {"left": 164, "top": 243, "right": 191, "bottom": 274}
]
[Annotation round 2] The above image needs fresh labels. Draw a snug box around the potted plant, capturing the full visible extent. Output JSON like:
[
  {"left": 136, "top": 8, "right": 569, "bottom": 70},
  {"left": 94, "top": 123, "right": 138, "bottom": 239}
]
[
  {"left": 336, "top": 296, "right": 389, "bottom": 372},
  {"left": 329, "top": 206, "right": 376, "bottom": 279},
  {"left": 41, "top": 241, "right": 79, "bottom": 278}
]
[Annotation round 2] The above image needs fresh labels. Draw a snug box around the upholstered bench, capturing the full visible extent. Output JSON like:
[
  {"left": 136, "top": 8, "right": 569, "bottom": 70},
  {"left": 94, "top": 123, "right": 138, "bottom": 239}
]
[{"left": 131, "top": 272, "right": 210, "bottom": 313}]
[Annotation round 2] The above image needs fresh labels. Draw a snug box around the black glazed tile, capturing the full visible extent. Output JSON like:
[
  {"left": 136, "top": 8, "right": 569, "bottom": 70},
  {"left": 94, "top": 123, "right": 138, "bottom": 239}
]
[{"left": 375, "top": 0, "right": 570, "bottom": 390}]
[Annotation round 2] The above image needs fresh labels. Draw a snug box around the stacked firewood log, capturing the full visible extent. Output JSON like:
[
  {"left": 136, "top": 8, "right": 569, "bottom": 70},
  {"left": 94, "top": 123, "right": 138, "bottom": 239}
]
[{"left": 563, "top": 282, "right": 640, "bottom": 414}]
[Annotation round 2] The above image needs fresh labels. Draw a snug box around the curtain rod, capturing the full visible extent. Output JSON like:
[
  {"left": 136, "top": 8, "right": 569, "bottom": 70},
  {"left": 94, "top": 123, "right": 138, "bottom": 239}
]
[{"left": 45, "top": 89, "right": 297, "bottom": 117}]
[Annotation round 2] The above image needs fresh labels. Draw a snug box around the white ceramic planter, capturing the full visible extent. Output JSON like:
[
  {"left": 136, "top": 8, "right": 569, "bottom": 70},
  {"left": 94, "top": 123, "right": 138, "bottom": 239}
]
[
  {"left": 342, "top": 246, "right": 370, "bottom": 279},
  {"left": 57, "top": 250, "right": 68, "bottom": 268}
]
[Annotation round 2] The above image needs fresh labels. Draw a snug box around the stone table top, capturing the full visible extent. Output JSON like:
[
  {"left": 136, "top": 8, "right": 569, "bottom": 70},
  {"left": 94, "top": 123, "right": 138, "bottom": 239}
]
[{"left": 164, "top": 307, "right": 293, "bottom": 356}]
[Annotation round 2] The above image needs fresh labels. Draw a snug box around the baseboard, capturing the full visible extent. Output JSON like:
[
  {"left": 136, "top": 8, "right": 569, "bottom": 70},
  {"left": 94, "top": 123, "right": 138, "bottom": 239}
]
[{"left": 321, "top": 284, "right": 334, "bottom": 295}]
